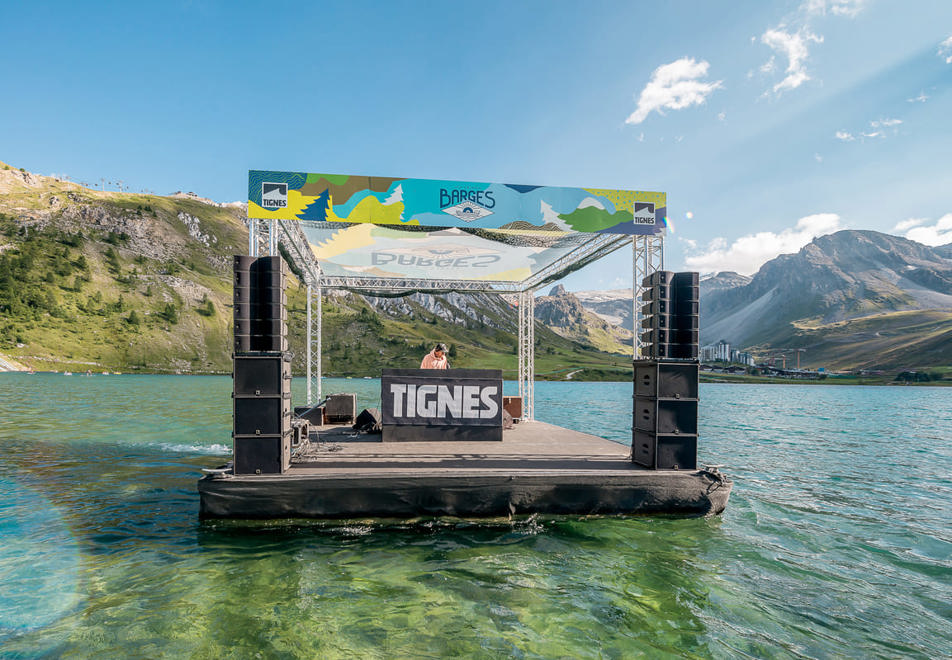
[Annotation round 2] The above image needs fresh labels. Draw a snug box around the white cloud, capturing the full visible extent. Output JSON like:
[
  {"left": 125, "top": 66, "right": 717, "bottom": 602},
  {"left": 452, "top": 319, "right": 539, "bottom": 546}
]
[
  {"left": 684, "top": 213, "right": 842, "bottom": 275},
  {"left": 892, "top": 218, "right": 926, "bottom": 232},
  {"left": 637, "top": 132, "right": 645, "bottom": 142},
  {"left": 760, "top": 27, "right": 823, "bottom": 94},
  {"left": 897, "top": 213, "right": 952, "bottom": 246},
  {"left": 907, "top": 92, "right": 929, "bottom": 103},
  {"left": 803, "top": 0, "right": 865, "bottom": 17},
  {"left": 717, "top": 111, "right": 726, "bottom": 121},
  {"left": 870, "top": 118, "right": 902, "bottom": 128},
  {"left": 814, "top": 153, "right": 823, "bottom": 162},
  {"left": 939, "top": 36, "right": 952, "bottom": 64},
  {"left": 860, "top": 130, "right": 884, "bottom": 139},
  {"left": 835, "top": 130, "right": 854, "bottom": 141},
  {"left": 625, "top": 57, "right": 723, "bottom": 125}
]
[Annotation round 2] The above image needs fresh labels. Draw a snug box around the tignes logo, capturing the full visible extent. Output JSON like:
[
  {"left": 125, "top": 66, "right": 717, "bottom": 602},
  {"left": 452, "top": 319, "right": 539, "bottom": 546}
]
[
  {"left": 442, "top": 201, "right": 494, "bottom": 223},
  {"left": 633, "top": 202, "right": 655, "bottom": 225},
  {"left": 261, "top": 182, "right": 288, "bottom": 209}
]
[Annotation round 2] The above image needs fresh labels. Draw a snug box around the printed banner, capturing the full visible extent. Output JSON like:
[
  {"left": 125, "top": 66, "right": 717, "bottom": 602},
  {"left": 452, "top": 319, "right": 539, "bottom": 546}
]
[
  {"left": 248, "top": 170, "right": 666, "bottom": 235},
  {"left": 381, "top": 372, "right": 503, "bottom": 427}
]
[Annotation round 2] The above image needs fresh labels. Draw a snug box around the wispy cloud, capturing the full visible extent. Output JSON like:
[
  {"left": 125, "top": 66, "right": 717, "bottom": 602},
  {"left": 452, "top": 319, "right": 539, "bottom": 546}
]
[
  {"left": 939, "top": 36, "right": 952, "bottom": 64},
  {"left": 685, "top": 213, "right": 842, "bottom": 275},
  {"left": 894, "top": 213, "right": 952, "bottom": 246},
  {"left": 836, "top": 118, "right": 902, "bottom": 142},
  {"left": 907, "top": 91, "right": 929, "bottom": 103},
  {"left": 760, "top": 27, "right": 823, "bottom": 94},
  {"left": 802, "top": 0, "right": 866, "bottom": 17},
  {"left": 893, "top": 218, "right": 925, "bottom": 232},
  {"left": 625, "top": 57, "right": 723, "bottom": 125}
]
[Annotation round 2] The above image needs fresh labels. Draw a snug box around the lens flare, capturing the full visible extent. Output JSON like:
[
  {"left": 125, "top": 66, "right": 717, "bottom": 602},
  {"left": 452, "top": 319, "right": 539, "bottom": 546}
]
[{"left": 0, "top": 477, "right": 82, "bottom": 639}]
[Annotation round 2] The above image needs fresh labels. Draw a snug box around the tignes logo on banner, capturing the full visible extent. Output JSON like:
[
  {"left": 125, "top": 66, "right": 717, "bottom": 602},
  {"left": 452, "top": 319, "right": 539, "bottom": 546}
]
[
  {"left": 261, "top": 182, "right": 288, "bottom": 209},
  {"left": 633, "top": 202, "right": 655, "bottom": 225}
]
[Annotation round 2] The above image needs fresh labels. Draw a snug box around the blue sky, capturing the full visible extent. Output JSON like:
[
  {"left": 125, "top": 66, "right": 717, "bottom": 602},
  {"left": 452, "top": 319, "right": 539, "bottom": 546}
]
[{"left": 2, "top": 1, "right": 950, "bottom": 290}]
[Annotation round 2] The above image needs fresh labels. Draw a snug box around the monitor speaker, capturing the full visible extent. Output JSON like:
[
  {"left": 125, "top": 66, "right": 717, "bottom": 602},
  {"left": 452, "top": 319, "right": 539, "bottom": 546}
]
[{"left": 233, "top": 434, "right": 290, "bottom": 475}]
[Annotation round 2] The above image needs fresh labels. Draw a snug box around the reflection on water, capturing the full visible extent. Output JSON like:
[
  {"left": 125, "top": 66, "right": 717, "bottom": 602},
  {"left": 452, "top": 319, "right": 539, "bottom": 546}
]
[{"left": 0, "top": 374, "right": 949, "bottom": 657}]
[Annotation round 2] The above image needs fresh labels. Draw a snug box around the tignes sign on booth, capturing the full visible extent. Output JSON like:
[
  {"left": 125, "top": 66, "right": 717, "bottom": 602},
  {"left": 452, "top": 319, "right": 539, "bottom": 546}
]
[{"left": 248, "top": 170, "right": 666, "bottom": 235}]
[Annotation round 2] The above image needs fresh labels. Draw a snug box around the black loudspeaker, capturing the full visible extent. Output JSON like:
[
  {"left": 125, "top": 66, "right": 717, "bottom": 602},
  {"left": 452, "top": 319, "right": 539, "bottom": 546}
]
[
  {"left": 632, "top": 431, "right": 697, "bottom": 470},
  {"left": 325, "top": 393, "right": 357, "bottom": 423},
  {"left": 672, "top": 271, "right": 699, "bottom": 287},
  {"left": 234, "top": 395, "right": 291, "bottom": 436},
  {"left": 655, "top": 343, "right": 700, "bottom": 359},
  {"left": 634, "top": 361, "right": 699, "bottom": 399},
  {"left": 234, "top": 434, "right": 291, "bottom": 475},
  {"left": 643, "top": 271, "right": 674, "bottom": 287},
  {"left": 353, "top": 408, "right": 382, "bottom": 433},
  {"left": 641, "top": 284, "right": 673, "bottom": 301},
  {"left": 640, "top": 271, "right": 700, "bottom": 361},
  {"left": 234, "top": 354, "right": 291, "bottom": 396},
  {"left": 633, "top": 398, "right": 698, "bottom": 434},
  {"left": 234, "top": 335, "right": 252, "bottom": 353},
  {"left": 632, "top": 360, "right": 698, "bottom": 470}
]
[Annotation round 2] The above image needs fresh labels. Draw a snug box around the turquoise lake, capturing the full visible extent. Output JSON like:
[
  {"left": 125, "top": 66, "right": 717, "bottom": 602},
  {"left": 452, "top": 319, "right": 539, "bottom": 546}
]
[{"left": 0, "top": 374, "right": 949, "bottom": 658}]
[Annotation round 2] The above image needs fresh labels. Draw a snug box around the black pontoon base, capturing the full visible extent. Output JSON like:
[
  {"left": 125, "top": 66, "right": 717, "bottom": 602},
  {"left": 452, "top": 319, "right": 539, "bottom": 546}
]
[{"left": 198, "top": 421, "right": 731, "bottom": 519}]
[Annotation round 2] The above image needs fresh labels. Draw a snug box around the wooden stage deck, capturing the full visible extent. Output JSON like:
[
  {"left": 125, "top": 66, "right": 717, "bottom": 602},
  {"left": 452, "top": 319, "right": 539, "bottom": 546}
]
[{"left": 198, "top": 421, "right": 732, "bottom": 519}]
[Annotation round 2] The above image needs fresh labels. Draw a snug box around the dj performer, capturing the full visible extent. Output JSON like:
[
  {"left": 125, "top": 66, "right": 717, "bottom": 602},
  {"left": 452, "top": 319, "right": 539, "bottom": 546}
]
[{"left": 420, "top": 343, "right": 450, "bottom": 369}]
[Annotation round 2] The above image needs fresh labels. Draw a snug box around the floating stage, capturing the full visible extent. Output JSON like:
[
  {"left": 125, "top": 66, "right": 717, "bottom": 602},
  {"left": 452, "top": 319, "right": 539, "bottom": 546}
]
[{"left": 198, "top": 421, "right": 732, "bottom": 519}]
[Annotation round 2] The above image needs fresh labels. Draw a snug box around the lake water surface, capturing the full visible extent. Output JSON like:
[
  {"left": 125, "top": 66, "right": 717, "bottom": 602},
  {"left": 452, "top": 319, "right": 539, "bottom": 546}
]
[{"left": 0, "top": 374, "right": 949, "bottom": 658}]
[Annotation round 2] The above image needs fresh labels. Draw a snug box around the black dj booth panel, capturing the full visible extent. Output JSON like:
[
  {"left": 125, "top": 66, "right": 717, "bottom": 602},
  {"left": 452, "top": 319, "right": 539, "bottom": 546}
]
[{"left": 381, "top": 368, "right": 503, "bottom": 442}]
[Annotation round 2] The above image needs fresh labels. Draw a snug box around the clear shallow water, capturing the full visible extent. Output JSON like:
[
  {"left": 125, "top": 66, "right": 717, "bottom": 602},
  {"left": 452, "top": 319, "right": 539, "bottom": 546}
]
[{"left": 0, "top": 374, "right": 949, "bottom": 658}]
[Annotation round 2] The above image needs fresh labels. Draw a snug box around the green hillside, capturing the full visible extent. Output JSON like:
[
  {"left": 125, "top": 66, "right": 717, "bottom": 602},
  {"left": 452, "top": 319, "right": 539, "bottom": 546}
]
[{"left": 0, "top": 163, "right": 632, "bottom": 379}]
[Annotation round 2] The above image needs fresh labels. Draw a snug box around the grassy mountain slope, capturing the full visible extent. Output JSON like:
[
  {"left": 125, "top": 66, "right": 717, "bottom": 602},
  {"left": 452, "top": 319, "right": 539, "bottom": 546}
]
[
  {"left": 702, "top": 230, "right": 952, "bottom": 371},
  {"left": 0, "top": 161, "right": 630, "bottom": 379}
]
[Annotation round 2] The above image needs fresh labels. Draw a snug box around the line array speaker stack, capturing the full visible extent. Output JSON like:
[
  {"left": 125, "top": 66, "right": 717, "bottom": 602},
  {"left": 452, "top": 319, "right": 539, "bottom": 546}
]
[
  {"left": 232, "top": 255, "right": 292, "bottom": 475},
  {"left": 639, "top": 271, "right": 699, "bottom": 360},
  {"left": 633, "top": 271, "right": 700, "bottom": 470}
]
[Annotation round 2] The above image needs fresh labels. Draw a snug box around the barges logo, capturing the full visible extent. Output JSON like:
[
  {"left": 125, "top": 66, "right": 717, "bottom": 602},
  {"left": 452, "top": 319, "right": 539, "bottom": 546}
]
[
  {"left": 440, "top": 188, "right": 495, "bottom": 222},
  {"left": 633, "top": 202, "right": 655, "bottom": 225},
  {"left": 261, "top": 182, "right": 288, "bottom": 209}
]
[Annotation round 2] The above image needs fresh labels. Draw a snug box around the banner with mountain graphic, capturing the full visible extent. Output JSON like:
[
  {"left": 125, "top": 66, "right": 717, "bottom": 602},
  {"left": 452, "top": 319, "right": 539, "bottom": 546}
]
[{"left": 248, "top": 170, "right": 666, "bottom": 236}]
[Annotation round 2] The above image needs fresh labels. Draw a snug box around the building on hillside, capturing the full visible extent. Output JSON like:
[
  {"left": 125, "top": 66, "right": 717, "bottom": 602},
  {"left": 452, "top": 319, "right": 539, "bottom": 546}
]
[
  {"left": 731, "top": 349, "right": 755, "bottom": 366},
  {"left": 701, "top": 340, "right": 731, "bottom": 363}
]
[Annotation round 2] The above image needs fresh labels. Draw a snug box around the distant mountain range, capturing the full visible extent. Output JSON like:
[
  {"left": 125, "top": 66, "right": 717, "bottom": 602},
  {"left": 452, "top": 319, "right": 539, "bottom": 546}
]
[
  {"left": 570, "top": 231, "right": 952, "bottom": 371},
  {"left": 4, "top": 159, "right": 949, "bottom": 374}
]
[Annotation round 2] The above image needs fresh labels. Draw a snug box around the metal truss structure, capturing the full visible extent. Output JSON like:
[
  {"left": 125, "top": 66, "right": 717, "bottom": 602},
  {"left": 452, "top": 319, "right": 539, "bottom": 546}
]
[
  {"left": 517, "top": 289, "right": 536, "bottom": 421},
  {"left": 632, "top": 234, "right": 664, "bottom": 358},
  {"left": 246, "top": 217, "right": 664, "bottom": 417}
]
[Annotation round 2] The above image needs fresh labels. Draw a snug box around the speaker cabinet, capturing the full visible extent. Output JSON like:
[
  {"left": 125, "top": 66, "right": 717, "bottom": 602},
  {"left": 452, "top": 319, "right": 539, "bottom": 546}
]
[
  {"left": 234, "top": 354, "right": 291, "bottom": 396},
  {"left": 653, "top": 343, "right": 700, "bottom": 359},
  {"left": 642, "top": 270, "right": 674, "bottom": 287},
  {"left": 325, "top": 393, "right": 357, "bottom": 423},
  {"left": 632, "top": 360, "right": 699, "bottom": 470},
  {"left": 632, "top": 430, "right": 697, "bottom": 470},
  {"left": 233, "top": 433, "right": 291, "bottom": 475},
  {"left": 634, "top": 361, "right": 699, "bottom": 399},
  {"left": 633, "top": 397, "right": 698, "bottom": 434},
  {"left": 234, "top": 395, "right": 291, "bottom": 436}
]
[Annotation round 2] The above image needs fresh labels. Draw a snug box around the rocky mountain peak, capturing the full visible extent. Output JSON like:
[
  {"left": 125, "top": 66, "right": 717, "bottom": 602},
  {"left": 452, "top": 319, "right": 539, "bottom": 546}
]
[{"left": 549, "top": 284, "right": 568, "bottom": 296}]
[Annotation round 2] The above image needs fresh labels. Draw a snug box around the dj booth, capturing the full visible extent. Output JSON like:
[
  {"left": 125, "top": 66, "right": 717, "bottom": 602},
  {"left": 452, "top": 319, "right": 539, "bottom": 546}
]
[{"left": 380, "top": 368, "right": 503, "bottom": 442}]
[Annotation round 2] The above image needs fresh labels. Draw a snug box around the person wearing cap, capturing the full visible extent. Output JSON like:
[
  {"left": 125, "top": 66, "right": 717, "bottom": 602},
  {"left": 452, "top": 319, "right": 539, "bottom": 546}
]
[{"left": 420, "top": 343, "right": 450, "bottom": 369}]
